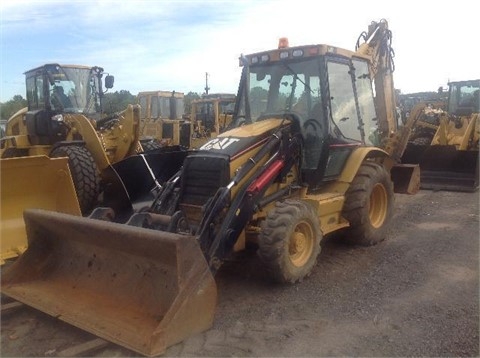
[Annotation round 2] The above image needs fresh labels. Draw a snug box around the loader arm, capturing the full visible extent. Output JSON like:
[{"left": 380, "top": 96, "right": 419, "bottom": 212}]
[{"left": 204, "top": 128, "right": 302, "bottom": 271}]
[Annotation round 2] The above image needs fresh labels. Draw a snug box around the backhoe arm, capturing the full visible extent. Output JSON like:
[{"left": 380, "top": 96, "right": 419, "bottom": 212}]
[{"left": 355, "top": 19, "right": 397, "bottom": 138}]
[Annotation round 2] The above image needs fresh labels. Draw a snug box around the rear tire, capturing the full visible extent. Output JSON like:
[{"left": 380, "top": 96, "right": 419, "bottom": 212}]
[
  {"left": 258, "top": 199, "right": 322, "bottom": 283},
  {"left": 342, "top": 161, "right": 394, "bottom": 246},
  {"left": 50, "top": 145, "right": 101, "bottom": 215}
]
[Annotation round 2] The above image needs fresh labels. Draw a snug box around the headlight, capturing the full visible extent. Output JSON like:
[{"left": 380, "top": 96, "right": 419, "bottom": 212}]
[
  {"left": 51, "top": 114, "right": 64, "bottom": 122},
  {"left": 292, "top": 49, "right": 304, "bottom": 57}
]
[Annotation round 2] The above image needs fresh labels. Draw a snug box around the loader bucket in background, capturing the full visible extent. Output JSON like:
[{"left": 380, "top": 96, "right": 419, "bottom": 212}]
[
  {"left": 400, "top": 143, "right": 429, "bottom": 166},
  {"left": 112, "top": 145, "right": 188, "bottom": 203},
  {"left": 1, "top": 209, "right": 217, "bottom": 357},
  {"left": 418, "top": 146, "right": 479, "bottom": 192},
  {"left": 0, "top": 156, "right": 81, "bottom": 264},
  {"left": 390, "top": 163, "right": 420, "bottom": 194}
]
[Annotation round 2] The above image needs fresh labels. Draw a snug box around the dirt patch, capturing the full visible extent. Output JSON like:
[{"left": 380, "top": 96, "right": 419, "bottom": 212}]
[{"left": 1, "top": 189, "right": 479, "bottom": 357}]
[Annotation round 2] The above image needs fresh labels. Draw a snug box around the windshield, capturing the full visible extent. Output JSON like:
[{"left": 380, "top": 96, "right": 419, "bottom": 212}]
[
  {"left": 236, "top": 58, "right": 322, "bottom": 124},
  {"left": 448, "top": 80, "right": 480, "bottom": 114},
  {"left": 45, "top": 65, "right": 102, "bottom": 115}
]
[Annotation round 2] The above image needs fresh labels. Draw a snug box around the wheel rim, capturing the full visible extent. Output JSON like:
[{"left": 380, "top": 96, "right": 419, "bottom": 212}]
[
  {"left": 369, "top": 183, "right": 388, "bottom": 228},
  {"left": 288, "top": 221, "right": 314, "bottom": 267}
]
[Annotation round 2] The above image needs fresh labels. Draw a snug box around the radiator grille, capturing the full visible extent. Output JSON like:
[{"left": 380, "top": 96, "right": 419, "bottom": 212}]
[{"left": 180, "top": 154, "right": 230, "bottom": 206}]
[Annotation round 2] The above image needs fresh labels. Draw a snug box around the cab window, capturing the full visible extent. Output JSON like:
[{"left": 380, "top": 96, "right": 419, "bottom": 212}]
[{"left": 327, "top": 61, "right": 361, "bottom": 142}]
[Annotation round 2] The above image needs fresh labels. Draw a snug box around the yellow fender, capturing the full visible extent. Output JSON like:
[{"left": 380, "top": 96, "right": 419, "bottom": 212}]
[{"left": 337, "top": 147, "right": 389, "bottom": 185}]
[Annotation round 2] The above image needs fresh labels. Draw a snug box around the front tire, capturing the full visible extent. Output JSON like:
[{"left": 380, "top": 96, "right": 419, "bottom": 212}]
[
  {"left": 50, "top": 145, "right": 101, "bottom": 215},
  {"left": 258, "top": 199, "right": 322, "bottom": 283},
  {"left": 342, "top": 161, "right": 394, "bottom": 246}
]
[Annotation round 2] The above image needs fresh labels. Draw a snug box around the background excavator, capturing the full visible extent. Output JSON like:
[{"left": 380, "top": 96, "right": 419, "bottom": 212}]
[
  {"left": 2, "top": 19, "right": 419, "bottom": 356},
  {"left": 401, "top": 79, "right": 479, "bottom": 191}
]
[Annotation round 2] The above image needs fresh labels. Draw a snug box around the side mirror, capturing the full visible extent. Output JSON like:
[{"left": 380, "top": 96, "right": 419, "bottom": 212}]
[{"left": 105, "top": 75, "right": 114, "bottom": 89}]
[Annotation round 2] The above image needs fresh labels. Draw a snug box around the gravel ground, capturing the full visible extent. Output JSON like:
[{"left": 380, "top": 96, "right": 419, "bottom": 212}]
[{"left": 1, "top": 189, "right": 479, "bottom": 357}]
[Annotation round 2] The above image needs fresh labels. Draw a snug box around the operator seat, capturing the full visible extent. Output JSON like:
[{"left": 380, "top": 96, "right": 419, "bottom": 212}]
[{"left": 302, "top": 102, "right": 325, "bottom": 169}]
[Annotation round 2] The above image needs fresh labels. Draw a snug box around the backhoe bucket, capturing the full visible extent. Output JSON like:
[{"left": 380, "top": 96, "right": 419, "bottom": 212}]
[
  {"left": 390, "top": 163, "right": 421, "bottom": 194},
  {"left": 1, "top": 209, "right": 217, "bottom": 357},
  {"left": 400, "top": 143, "right": 429, "bottom": 166},
  {"left": 0, "top": 156, "right": 81, "bottom": 264},
  {"left": 419, "top": 146, "right": 479, "bottom": 192}
]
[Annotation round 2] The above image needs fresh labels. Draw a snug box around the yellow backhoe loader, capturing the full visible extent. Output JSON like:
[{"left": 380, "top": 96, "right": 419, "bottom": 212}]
[
  {"left": 2, "top": 19, "right": 419, "bottom": 356},
  {"left": 401, "top": 80, "right": 479, "bottom": 191}
]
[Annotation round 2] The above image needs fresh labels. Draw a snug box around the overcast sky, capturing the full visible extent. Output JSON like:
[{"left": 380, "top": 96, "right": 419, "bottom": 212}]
[{"left": 1, "top": 0, "right": 478, "bottom": 102}]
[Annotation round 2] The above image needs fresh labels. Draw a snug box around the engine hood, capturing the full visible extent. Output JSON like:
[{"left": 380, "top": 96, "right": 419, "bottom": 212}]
[{"left": 197, "top": 118, "right": 289, "bottom": 159}]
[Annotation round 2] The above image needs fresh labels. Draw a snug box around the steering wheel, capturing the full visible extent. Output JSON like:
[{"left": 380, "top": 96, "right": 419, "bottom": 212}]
[{"left": 303, "top": 118, "right": 322, "bottom": 132}]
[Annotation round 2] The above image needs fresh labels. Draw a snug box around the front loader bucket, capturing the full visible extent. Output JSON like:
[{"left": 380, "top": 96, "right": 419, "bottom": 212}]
[
  {"left": 1, "top": 209, "right": 217, "bottom": 356},
  {"left": 0, "top": 156, "right": 81, "bottom": 264},
  {"left": 419, "top": 146, "right": 479, "bottom": 192}
]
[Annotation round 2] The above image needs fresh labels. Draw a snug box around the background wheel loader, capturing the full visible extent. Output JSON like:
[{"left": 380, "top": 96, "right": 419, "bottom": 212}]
[
  {"left": 0, "top": 64, "right": 183, "bottom": 264},
  {"left": 401, "top": 79, "right": 479, "bottom": 191},
  {"left": 2, "top": 19, "right": 419, "bottom": 356},
  {"left": 0, "top": 63, "right": 144, "bottom": 214}
]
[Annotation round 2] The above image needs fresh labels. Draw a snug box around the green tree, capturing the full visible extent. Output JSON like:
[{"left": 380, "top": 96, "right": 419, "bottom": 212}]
[
  {"left": 0, "top": 95, "right": 28, "bottom": 120},
  {"left": 102, "top": 90, "right": 137, "bottom": 115},
  {"left": 184, "top": 92, "right": 201, "bottom": 116}
]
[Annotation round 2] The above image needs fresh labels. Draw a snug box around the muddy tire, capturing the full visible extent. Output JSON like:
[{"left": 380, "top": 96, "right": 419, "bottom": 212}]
[
  {"left": 2, "top": 148, "right": 29, "bottom": 158},
  {"left": 50, "top": 145, "right": 101, "bottom": 214},
  {"left": 342, "top": 161, "right": 394, "bottom": 246},
  {"left": 258, "top": 199, "right": 322, "bottom": 283}
]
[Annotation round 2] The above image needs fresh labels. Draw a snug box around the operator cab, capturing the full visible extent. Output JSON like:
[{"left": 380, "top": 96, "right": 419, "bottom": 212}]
[
  {"left": 446, "top": 80, "right": 480, "bottom": 116},
  {"left": 23, "top": 64, "right": 114, "bottom": 144},
  {"left": 233, "top": 39, "right": 380, "bottom": 188}
]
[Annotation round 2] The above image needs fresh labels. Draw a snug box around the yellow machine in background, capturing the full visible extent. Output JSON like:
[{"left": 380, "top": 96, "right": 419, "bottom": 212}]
[
  {"left": 190, "top": 93, "right": 236, "bottom": 147},
  {"left": 2, "top": 20, "right": 419, "bottom": 356},
  {"left": 137, "top": 90, "right": 192, "bottom": 149},
  {"left": 401, "top": 80, "right": 479, "bottom": 191},
  {"left": 136, "top": 91, "right": 236, "bottom": 149},
  {"left": 1, "top": 64, "right": 142, "bottom": 214},
  {"left": 0, "top": 64, "right": 145, "bottom": 263}
]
